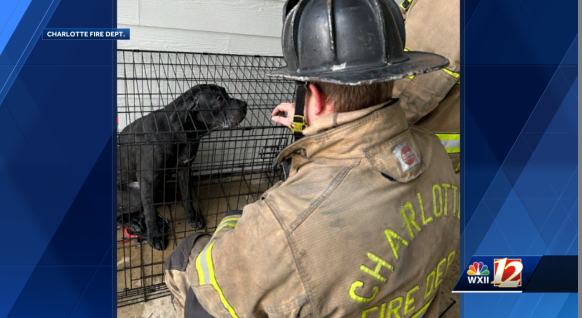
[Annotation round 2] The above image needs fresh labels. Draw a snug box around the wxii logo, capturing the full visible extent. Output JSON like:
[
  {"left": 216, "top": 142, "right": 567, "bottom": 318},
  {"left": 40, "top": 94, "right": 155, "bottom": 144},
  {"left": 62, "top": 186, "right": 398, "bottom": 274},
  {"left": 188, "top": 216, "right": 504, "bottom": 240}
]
[
  {"left": 492, "top": 258, "right": 523, "bottom": 288},
  {"left": 466, "top": 261, "right": 490, "bottom": 284}
]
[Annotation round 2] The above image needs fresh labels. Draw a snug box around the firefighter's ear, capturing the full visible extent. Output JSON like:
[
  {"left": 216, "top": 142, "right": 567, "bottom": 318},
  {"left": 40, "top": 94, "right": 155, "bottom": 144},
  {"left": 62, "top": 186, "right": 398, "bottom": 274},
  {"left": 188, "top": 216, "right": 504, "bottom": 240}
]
[{"left": 307, "top": 83, "right": 328, "bottom": 116}]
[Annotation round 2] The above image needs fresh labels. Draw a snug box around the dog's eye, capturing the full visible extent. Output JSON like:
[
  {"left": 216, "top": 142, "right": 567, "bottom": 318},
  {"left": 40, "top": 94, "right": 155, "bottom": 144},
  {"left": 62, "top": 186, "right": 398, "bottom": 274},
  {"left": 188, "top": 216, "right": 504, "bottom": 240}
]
[{"left": 215, "top": 96, "right": 224, "bottom": 104}]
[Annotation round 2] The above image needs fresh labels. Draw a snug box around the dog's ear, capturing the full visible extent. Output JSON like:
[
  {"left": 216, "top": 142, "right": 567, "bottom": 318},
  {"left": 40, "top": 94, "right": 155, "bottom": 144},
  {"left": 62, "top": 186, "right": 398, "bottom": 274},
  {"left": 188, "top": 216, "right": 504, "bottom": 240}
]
[
  {"left": 179, "top": 85, "right": 206, "bottom": 109},
  {"left": 169, "top": 94, "right": 198, "bottom": 130},
  {"left": 183, "top": 92, "right": 199, "bottom": 111}
]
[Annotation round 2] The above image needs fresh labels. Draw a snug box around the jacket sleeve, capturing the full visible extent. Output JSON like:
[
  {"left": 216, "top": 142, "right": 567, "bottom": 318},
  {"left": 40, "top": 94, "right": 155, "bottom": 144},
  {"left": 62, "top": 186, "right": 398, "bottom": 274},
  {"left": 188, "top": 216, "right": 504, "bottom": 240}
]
[
  {"left": 393, "top": 0, "right": 460, "bottom": 124},
  {"left": 189, "top": 199, "right": 310, "bottom": 318}
]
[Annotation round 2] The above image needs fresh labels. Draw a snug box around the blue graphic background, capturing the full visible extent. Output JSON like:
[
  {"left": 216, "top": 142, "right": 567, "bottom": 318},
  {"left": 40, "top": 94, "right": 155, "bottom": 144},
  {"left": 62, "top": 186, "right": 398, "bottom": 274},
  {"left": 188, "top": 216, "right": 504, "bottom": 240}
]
[
  {"left": 0, "top": 0, "right": 577, "bottom": 316},
  {"left": 0, "top": 0, "right": 115, "bottom": 317},
  {"left": 461, "top": 0, "right": 578, "bottom": 316}
]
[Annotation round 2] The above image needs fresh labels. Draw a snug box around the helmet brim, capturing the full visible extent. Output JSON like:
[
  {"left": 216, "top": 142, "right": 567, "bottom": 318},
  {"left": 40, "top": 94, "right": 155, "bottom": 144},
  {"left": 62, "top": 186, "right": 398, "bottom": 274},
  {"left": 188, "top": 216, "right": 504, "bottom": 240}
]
[{"left": 268, "top": 51, "right": 449, "bottom": 85}]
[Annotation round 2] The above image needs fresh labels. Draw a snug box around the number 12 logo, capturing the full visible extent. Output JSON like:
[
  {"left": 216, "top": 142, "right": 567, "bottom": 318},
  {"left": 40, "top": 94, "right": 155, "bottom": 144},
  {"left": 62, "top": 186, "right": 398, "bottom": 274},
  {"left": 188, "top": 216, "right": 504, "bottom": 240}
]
[{"left": 492, "top": 258, "right": 523, "bottom": 287}]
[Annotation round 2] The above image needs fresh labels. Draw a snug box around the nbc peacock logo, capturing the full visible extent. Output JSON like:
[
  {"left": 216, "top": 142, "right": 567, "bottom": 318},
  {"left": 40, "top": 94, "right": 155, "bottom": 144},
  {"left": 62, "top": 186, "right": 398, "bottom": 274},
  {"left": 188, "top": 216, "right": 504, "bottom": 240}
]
[{"left": 467, "top": 262, "right": 490, "bottom": 284}]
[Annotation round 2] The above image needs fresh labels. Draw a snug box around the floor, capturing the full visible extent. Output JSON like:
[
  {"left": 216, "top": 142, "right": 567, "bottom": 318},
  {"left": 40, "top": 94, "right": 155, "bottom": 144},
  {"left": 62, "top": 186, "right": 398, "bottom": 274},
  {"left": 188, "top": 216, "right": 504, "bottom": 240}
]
[
  {"left": 118, "top": 297, "right": 178, "bottom": 318},
  {"left": 117, "top": 173, "right": 275, "bottom": 314},
  {"left": 117, "top": 174, "right": 460, "bottom": 318}
]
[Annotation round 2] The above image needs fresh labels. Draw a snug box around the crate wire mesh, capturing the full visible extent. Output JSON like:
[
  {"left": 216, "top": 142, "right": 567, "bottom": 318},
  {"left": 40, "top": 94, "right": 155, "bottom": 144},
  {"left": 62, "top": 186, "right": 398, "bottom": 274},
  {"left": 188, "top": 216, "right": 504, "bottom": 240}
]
[{"left": 117, "top": 50, "right": 295, "bottom": 307}]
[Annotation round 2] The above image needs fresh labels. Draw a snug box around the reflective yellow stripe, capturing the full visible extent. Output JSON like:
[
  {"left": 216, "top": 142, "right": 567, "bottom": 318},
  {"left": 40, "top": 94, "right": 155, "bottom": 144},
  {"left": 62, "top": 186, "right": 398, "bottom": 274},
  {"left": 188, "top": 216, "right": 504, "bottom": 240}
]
[
  {"left": 219, "top": 217, "right": 240, "bottom": 224},
  {"left": 443, "top": 68, "right": 460, "bottom": 79},
  {"left": 195, "top": 254, "right": 205, "bottom": 285},
  {"left": 455, "top": 162, "right": 460, "bottom": 172},
  {"left": 410, "top": 297, "right": 434, "bottom": 318},
  {"left": 216, "top": 217, "right": 240, "bottom": 232},
  {"left": 216, "top": 222, "right": 237, "bottom": 232},
  {"left": 435, "top": 133, "right": 460, "bottom": 141},
  {"left": 443, "top": 68, "right": 461, "bottom": 85},
  {"left": 408, "top": 68, "right": 459, "bottom": 82},
  {"left": 401, "top": 50, "right": 460, "bottom": 83},
  {"left": 436, "top": 133, "right": 460, "bottom": 154},
  {"left": 206, "top": 242, "right": 239, "bottom": 318}
]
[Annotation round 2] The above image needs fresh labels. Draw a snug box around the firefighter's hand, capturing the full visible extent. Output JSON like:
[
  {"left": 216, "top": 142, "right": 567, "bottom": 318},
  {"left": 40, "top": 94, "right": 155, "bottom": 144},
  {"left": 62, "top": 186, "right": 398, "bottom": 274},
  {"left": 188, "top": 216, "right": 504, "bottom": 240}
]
[{"left": 271, "top": 103, "right": 295, "bottom": 127}]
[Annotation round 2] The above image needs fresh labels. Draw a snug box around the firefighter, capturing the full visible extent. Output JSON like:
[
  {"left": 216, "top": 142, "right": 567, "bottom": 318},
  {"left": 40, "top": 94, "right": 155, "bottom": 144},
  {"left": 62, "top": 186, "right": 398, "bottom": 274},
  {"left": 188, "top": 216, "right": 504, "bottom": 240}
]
[
  {"left": 165, "top": 1, "right": 460, "bottom": 317},
  {"left": 393, "top": 0, "right": 461, "bottom": 315},
  {"left": 395, "top": 0, "right": 460, "bottom": 174}
]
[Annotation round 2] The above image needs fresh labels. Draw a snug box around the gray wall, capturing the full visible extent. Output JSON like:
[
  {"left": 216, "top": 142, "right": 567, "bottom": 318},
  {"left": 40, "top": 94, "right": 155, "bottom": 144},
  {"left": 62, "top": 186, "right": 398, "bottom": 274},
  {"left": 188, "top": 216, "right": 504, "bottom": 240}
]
[{"left": 117, "top": 0, "right": 285, "bottom": 56}]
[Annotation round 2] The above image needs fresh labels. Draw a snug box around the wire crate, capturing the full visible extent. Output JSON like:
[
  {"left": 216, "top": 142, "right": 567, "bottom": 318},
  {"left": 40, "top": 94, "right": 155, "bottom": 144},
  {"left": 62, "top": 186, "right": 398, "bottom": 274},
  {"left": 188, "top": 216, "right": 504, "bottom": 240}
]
[{"left": 116, "top": 50, "right": 295, "bottom": 307}]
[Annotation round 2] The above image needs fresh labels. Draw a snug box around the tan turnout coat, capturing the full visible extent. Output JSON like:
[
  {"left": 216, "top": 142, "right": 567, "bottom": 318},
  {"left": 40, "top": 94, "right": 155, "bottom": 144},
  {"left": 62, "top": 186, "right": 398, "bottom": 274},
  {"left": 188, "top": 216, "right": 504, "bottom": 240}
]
[
  {"left": 165, "top": 101, "right": 460, "bottom": 318},
  {"left": 396, "top": 0, "right": 460, "bottom": 172}
]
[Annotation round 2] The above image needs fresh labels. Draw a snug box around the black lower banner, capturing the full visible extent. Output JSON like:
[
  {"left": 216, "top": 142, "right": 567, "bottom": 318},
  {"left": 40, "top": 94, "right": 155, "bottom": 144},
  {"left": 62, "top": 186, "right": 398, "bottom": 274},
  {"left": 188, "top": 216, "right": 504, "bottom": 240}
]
[{"left": 453, "top": 256, "right": 577, "bottom": 293}]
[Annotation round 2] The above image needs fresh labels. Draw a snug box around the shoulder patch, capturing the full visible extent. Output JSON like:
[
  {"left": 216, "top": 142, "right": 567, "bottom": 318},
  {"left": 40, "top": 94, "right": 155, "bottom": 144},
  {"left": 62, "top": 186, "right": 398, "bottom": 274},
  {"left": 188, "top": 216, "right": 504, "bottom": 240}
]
[
  {"left": 393, "top": 142, "right": 420, "bottom": 172},
  {"left": 364, "top": 129, "right": 425, "bottom": 183}
]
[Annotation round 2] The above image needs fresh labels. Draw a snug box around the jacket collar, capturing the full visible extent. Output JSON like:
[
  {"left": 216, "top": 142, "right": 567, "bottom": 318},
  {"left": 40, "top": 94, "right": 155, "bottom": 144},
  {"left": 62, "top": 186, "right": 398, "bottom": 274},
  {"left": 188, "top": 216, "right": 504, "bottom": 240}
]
[
  {"left": 276, "top": 99, "right": 402, "bottom": 162},
  {"left": 300, "top": 102, "right": 388, "bottom": 136},
  {"left": 275, "top": 99, "right": 426, "bottom": 182}
]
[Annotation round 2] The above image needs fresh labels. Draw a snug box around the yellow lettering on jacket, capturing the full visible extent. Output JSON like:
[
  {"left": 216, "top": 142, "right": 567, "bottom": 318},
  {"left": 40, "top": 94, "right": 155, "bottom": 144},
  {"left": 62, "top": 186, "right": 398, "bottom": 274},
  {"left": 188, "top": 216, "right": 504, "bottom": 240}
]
[
  {"left": 382, "top": 284, "right": 421, "bottom": 318},
  {"left": 348, "top": 183, "right": 458, "bottom": 305},
  {"left": 442, "top": 183, "right": 451, "bottom": 216},
  {"left": 435, "top": 257, "right": 447, "bottom": 289},
  {"left": 424, "top": 271, "right": 435, "bottom": 299},
  {"left": 349, "top": 281, "right": 378, "bottom": 303},
  {"left": 366, "top": 253, "right": 454, "bottom": 318},
  {"left": 385, "top": 229, "right": 409, "bottom": 260},
  {"left": 451, "top": 185, "right": 458, "bottom": 219},
  {"left": 360, "top": 253, "right": 394, "bottom": 283},
  {"left": 400, "top": 203, "right": 422, "bottom": 239},
  {"left": 424, "top": 249, "right": 457, "bottom": 301},
  {"left": 362, "top": 306, "right": 378, "bottom": 318},
  {"left": 446, "top": 250, "right": 456, "bottom": 275},
  {"left": 387, "top": 297, "right": 403, "bottom": 318},
  {"left": 404, "top": 286, "right": 419, "bottom": 315},
  {"left": 432, "top": 184, "right": 443, "bottom": 217},
  {"left": 418, "top": 192, "right": 433, "bottom": 225}
]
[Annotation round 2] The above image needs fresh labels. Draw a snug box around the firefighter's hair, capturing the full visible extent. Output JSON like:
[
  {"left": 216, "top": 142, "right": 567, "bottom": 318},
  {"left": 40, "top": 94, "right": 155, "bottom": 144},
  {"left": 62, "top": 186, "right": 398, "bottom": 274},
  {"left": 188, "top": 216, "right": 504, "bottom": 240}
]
[{"left": 306, "top": 81, "right": 394, "bottom": 113}]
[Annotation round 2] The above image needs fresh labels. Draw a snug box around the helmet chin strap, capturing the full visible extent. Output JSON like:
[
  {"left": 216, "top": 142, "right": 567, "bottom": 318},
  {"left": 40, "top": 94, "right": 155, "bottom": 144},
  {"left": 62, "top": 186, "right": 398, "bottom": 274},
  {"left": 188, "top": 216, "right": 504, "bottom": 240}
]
[{"left": 289, "top": 82, "right": 308, "bottom": 141}]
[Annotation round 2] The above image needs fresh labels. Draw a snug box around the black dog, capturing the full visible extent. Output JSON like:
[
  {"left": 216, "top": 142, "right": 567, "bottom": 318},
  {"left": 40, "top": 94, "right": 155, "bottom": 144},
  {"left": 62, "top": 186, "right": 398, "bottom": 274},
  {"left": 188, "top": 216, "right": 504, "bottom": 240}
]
[{"left": 117, "top": 84, "right": 247, "bottom": 250}]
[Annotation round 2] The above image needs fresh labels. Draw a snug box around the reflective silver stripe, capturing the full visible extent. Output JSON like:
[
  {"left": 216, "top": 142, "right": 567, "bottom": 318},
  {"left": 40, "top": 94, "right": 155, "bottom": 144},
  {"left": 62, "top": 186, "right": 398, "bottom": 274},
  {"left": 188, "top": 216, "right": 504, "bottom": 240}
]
[
  {"left": 435, "top": 133, "right": 460, "bottom": 154},
  {"left": 198, "top": 246, "right": 211, "bottom": 285},
  {"left": 441, "top": 139, "right": 460, "bottom": 151}
]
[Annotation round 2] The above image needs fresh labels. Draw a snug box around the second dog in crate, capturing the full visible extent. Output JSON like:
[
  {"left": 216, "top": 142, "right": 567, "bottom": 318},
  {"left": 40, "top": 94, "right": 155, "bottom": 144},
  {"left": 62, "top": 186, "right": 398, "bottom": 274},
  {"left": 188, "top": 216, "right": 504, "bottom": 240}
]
[{"left": 117, "top": 84, "right": 247, "bottom": 250}]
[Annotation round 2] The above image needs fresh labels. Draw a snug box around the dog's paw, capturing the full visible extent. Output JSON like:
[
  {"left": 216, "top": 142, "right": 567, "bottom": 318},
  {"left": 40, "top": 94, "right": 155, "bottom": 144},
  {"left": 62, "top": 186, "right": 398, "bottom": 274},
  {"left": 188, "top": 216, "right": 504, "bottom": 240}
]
[
  {"left": 146, "top": 232, "right": 167, "bottom": 251},
  {"left": 187, "top": 212, "right": 206, "bottom": 230}
]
